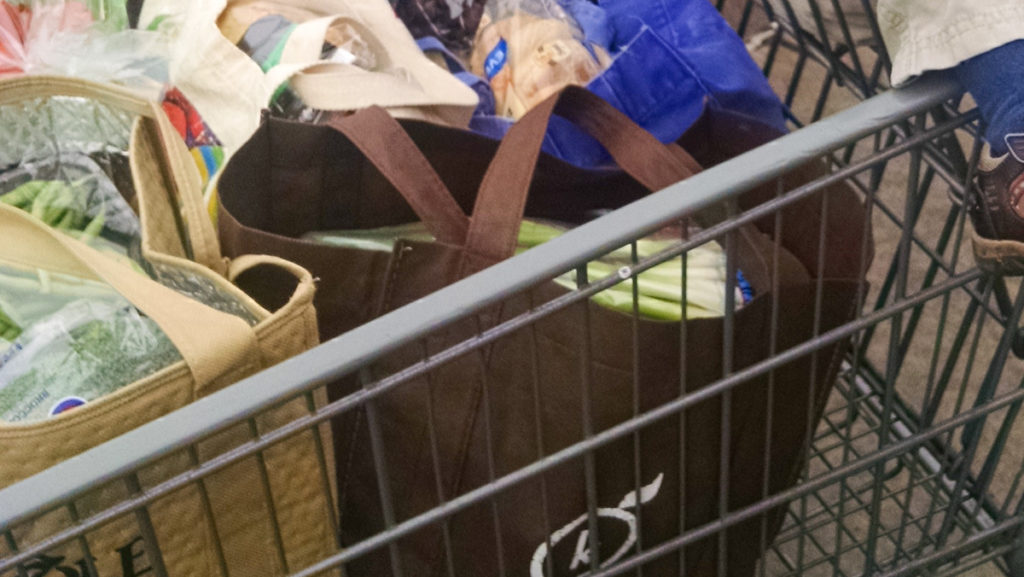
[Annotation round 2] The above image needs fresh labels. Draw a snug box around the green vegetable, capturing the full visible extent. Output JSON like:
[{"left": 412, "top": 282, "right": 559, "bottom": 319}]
[
  {"left": 0, "top": 303, "right": 182, "bottom": 423},
  {"left": 1, "top": 180, "right": 111, "bottom": 244},
  {"left": 0, "top": 181, "right": 43, "bottom": 209},
  {"left": 308, "top": 219, "right": 742, "bottom": 321},
  {"left": 0, "top": 307, "right": 20, "bottom": 342}
]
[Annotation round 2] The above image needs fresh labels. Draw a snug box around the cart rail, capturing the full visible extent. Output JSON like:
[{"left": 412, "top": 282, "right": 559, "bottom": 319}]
[
  {"left": 0, "top": 73, "right": 961, "bottom": 534},
  {"left": 6, "top": 3, "right": 1024, "bottom": 576}
]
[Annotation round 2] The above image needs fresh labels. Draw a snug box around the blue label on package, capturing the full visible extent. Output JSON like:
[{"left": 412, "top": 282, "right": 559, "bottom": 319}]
[
  {"left": 50, "top": 396, "right": 87, "bottom": 416},
  {"left": 484, "top": 38, "right": 508, "bottom": 80}
]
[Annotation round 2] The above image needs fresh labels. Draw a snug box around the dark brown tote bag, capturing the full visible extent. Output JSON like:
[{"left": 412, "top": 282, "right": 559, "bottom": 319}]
[{"left": 217, "top": 86, "right": 872, "bottom": 577}]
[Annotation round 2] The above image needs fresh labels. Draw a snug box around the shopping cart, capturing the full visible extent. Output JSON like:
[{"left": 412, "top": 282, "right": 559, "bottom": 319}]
[{"left": 3, "top": 1, "right": 1024, "bottom": 576}]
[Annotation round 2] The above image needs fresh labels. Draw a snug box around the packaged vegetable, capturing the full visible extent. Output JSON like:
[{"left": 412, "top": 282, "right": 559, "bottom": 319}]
[
  {"left": 0, "top": 265, "right": 182, "bottom": 423},
  {"left": 0, "top": 0, "right": 166, "bottom": 90},
  {"left": 304, "top": 219, "right": 752, "bottom": 320},
  {"left": 0, "top": 153, "right": 143, "bottom": 257}
]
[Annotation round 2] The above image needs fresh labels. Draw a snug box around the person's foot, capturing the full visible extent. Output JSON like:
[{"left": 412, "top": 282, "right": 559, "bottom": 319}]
[{"left": 968, "top": 146, "right": 1024, "bottom": 275}]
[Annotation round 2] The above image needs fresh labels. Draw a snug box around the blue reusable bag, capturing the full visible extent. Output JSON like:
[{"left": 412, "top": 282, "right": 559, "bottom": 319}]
[{"left": 421, "top": 0, "right": 786, "bottom": 167}]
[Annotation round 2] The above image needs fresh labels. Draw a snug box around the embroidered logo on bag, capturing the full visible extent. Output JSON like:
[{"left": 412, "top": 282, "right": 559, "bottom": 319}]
[
  {"left": 21, "top": 536, "right": 150, "bottom": 577},
  {"left": 530, "top": 473, "right": 664, "bottom": 576},
  {"left": 484, "top": 38, "right": 509, "bottom": 80}
]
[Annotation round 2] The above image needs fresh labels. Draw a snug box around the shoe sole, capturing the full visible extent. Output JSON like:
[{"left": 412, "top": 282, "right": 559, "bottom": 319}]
[{"left": 972, "top": 230, "right": 1024, "bottom": 276}]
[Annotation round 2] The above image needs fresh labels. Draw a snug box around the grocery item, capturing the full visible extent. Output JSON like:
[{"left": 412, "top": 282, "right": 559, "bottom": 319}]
[
  {"left": 0, "top": 275, "right": 181, "bottom": 424},
  {"left": 469, "top": 3, "right": 609, "bottom": 119},
  {"left": 305, "top": 219, "right": 753, "bottom": 320}
]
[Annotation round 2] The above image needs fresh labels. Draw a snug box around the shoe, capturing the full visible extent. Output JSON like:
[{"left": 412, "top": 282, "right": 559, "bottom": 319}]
[{"left": 968, "top": 146, "right": 1024, "bottom": 275}]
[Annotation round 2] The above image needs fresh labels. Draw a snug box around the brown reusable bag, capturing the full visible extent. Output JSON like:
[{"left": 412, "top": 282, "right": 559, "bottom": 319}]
[{"left": 217, "top": 86, "right": 872, "bottom": 576}]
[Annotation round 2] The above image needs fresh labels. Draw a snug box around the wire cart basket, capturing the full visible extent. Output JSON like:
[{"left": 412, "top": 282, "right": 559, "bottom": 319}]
[{"left": 4, "top": 1, "right": 1024, "bottom": 576}]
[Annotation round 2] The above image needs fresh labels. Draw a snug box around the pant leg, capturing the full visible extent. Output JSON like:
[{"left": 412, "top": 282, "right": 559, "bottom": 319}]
[{"left": 955, "top": 39, "right": 1024, "bottom": 155}]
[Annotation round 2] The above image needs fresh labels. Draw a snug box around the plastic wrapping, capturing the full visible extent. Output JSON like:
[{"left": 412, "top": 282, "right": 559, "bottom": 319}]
[
  {"left": 468, "top": 0, "right": 609, "bottom": 119},
  {"left": 0, "top": 0, "right": 167, "bottom": 90},
  {"left": 0, "top": 265, "right": 182, "bottom": 423},
  {"left": 0, "top": 153, "right": 144, "bottom": 258},
  {"left": 304, "top": 219, "right": 750, "bottom": 320},
  {"left": 0, "top": 93, "right": 260, "bottom": 323}
]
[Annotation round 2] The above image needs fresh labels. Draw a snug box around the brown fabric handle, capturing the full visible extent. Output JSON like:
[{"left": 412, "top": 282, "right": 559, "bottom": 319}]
[
  {"left": 468, "top": 86, "right": 703, "bottom": 262},
  {"left": 326, "top": 108, "right": 470, "bottom": 244}
]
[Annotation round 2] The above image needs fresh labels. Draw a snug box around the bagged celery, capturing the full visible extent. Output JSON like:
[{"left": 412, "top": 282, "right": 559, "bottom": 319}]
[{"left": 304, "top": 219, "right": 752, "bottom": 320}]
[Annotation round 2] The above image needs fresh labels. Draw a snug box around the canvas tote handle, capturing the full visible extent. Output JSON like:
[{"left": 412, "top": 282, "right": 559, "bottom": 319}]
[
  {"left": 0, "top": 75, "right": 225, "bottom": 275},
  {"left": 0, "top": 205, "right": 261, "bottom": 399},
  {"left": 265, "top": 14, "right": 466, "bottom": 112},
  {"left": 467, "top": 86, "right": 703, "bottom": 262}
]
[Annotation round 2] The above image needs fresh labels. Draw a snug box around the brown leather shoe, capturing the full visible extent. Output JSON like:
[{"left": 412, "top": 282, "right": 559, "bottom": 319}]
[{"left": 969, "top": 147, "right": 1024, "bottom": 275}]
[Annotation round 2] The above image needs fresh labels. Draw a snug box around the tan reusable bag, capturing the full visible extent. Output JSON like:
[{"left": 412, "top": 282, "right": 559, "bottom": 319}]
[{"left": 0, "top": 76, "right": 336, "bottom": 577}]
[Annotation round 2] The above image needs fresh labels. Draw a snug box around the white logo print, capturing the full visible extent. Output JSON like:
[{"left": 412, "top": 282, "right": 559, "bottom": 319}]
[{"left": 530, "top": 473, "right": 664, "bottom": 577}]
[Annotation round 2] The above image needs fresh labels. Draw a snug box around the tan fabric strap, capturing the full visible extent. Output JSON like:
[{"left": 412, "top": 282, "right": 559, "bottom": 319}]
[
  {"left": 0, "top": 205, "right": 261, "bottom": 399},
  {"left": 0, "top": 75, "right": 224, "bottom": 275}
]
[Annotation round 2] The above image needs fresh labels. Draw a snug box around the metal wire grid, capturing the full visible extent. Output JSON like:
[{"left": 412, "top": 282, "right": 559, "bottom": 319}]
[
  {"left": 3, "top": 6, "right": 1024, "bottom": 577},
  {"left": 3, "top": 69, "right": 1019, "bottom": 577},
  {"left": 735, "top": 1, "right": 1024, "bottom": 574},
  {"left": 723, "top": 0, "right": 890, "bottom": 118}
]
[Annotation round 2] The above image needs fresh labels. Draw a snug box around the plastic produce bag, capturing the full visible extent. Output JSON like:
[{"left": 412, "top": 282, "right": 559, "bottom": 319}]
[
  {"left": 469, "top": 0, "right": 609, "bottom": 119},
  {"left": 436, "top": 0, "right": 787, "bottom": 168},
  {"left": 0, "top": 265, "right": 182, "bottom": 423},
  {"left": 0, "top": 92, "right": 259, "bottom": 322},
  {"left": 0, "top": 154, "right": 143, "bottom": 259},
  {"left": 0, "top": 0, "right": 167, "bottom": 89},
  {"left": 304, "top": 219, "right": 752, "bottom": 320}
]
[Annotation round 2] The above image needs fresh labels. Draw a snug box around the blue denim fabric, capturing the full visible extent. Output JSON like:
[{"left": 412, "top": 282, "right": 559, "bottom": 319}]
[{"left": 956, "top": 39, "right": 1024, "bottom": 156}]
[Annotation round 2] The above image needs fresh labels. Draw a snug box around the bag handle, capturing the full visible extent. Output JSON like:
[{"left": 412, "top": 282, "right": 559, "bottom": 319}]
[
  {"left": 0, "top": 205, "right": 262, "bottom": 399},
  {"left": 265, "top": 14, "right": 474, "bottom": 112},
  {"left": 325, "top": 108, "right": 470, "bottom": 244},
  {"left": 0, "top": 75, "right": 225, "bottom": 275},
  {"left": 467, "top": 86, "right": 703, "bottom": 263}
]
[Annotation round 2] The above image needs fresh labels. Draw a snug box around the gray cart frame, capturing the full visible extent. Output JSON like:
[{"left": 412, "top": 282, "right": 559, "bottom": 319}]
[{"left": 4, "top": 1, "right": 1024, "bottom": 576}]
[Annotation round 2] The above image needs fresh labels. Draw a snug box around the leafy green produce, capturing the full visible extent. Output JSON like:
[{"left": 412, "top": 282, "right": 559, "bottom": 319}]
[
  {"left": 0, "top": 300, "right": 181, "bottom": 424},
  {"left": 0, "top": 307, "right": 20, "bottom": 342}
]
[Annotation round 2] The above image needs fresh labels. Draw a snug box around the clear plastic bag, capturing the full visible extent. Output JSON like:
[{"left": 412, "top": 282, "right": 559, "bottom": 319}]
[
  {"left": 469, "top": 0, "right": 610, "bottom": 119},
  {"left": 304, "top": 219, "right": 751, "bottom": 320},
  {"left": 0, "top": 265, "right": 182, "bottom": 423},
  {"left": 0, "top": 94, "right": 260, "bottom": 324},
  {"left": 0, "top": 0, "right": 167, "bottom": 91},
  {"left": 0, "top": 153, "right": 144, "bottom": 258},
  {"left": 394, "top": 0, "right": 487, "bottom": 55}
]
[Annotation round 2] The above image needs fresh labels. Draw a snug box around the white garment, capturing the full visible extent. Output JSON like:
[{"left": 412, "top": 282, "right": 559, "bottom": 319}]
[{"left": 877, "top": 0, "right": 1024, "bottom": 85}]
